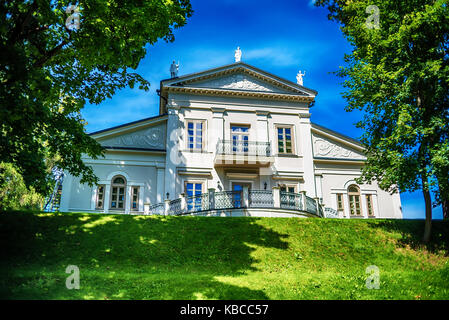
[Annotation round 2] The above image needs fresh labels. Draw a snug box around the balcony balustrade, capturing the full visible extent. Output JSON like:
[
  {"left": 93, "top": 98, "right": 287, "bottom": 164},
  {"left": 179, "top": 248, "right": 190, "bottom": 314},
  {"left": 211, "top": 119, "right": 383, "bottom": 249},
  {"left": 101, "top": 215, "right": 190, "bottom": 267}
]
[
  {"left": 214, "top": 139, "right": 274, "bottom": 167},
  {"left": 144, "top": 189, "right": 326, "bottom": 218}
]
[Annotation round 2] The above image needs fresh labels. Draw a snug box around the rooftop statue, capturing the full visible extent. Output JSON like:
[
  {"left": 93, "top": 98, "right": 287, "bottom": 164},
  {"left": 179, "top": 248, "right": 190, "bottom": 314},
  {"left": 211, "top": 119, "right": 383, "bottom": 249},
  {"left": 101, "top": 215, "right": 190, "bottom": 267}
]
[
  {"left": 170, "top": 60, "right": 179, "bottom": 78},
  {"left": 235, "top": 46, "right": 242, "bottom": 62},
  {"left": 296, "top": 70, "right": 306, "bottom": 86}
]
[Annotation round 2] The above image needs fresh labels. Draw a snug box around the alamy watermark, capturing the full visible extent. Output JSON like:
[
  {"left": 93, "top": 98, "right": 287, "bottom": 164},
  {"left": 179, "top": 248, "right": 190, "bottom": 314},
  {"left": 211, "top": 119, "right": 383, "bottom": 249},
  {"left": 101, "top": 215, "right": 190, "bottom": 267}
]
[
  {"left": 365, "top": 5, "right": 380, "bottom": 30},
  {"left": 65, "top": 4, "right": 80, "bottom": 30},
  {"left": 65, "top": 265, "right": 80, "bottom": 289},
  {"left": 365, "top": 265, "right": 380, "bottom": 289}
]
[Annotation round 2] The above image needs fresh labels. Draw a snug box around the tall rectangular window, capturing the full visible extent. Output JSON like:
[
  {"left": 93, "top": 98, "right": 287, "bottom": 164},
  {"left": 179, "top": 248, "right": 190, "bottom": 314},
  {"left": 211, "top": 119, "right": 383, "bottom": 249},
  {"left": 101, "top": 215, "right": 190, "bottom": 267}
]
[
  {"left": 96, "top": 185, "right": 105, "bottom": 209},
  {"left": 366, "top": 194, "right": 374, "bottom": 216},
  {"left": 110, "top": 176, "right": 126, "bottom": 210},
  {"left": 131, "top": 186, "right": 140, "bottom": 211},
  {"left": 187, "top": 120, "right": 205, "bottom": 151},
  {"left": 348, "top": 185, "right": 362, "bottom": 216},
  {"left": 336, "top": 193, "right": 344, "bottom": 212},
  {"left": 231, "top": 125, "right": 250, "bottom": 153},
  {"left": 277, "top": 126, "right": 294, "bottom": 154}
]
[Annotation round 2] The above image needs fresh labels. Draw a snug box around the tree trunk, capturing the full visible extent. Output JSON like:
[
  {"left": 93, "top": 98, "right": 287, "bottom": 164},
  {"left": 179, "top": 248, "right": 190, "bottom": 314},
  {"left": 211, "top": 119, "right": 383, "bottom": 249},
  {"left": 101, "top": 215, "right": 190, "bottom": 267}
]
[
  {"left": 443, "top": 199, "right": 448, "bottom": 220},
  {"left": 422, "top": 180, "right": 432, "bottom": 243}
]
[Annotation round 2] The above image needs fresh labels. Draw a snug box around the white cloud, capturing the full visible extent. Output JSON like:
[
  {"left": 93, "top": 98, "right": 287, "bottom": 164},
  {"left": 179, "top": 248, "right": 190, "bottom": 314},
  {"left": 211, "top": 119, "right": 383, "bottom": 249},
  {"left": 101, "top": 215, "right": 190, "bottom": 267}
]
[
  {"left": 244, "top": 47, "right": 297, "bottom": 67},
  {"left": 308, "top": 0, "right": 317, "bottom": 7}
]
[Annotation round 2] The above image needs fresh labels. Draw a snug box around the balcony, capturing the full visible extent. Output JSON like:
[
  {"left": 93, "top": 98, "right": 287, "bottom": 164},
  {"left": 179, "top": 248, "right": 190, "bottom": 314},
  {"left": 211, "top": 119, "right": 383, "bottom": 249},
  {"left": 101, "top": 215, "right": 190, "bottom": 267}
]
[
  {"left": 214, "top": 139, "right": 274, "bottom": 167},
  {"left": 145, "top": 189, "right": 327, "bottom": 218}
]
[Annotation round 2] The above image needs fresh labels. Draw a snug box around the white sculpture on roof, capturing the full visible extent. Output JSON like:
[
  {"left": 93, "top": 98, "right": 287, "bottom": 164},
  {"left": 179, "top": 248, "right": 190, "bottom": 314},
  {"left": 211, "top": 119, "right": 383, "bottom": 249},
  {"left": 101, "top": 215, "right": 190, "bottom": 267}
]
[
  {"left": 170, "top": 60, "right": 179, "bottom": 78},
  {"left": 234, "top": 46, "right": 242, "bottom": 62},
  {"left": 296, "top": 70, "right": 306, "bottom": 86}
]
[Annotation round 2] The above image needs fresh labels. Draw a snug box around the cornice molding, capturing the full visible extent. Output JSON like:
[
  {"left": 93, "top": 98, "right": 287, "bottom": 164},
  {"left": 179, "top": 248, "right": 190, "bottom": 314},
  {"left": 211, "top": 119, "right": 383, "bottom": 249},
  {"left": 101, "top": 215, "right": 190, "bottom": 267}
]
[{"left": 164, "top": 86, "right": 315, "bottom": 103}]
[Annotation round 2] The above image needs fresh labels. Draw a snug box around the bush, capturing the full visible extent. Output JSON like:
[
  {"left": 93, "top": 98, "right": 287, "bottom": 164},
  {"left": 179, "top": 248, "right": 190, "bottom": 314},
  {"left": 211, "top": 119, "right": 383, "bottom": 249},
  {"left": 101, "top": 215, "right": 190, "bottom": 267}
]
[{"left": 0, "top": 162, "right": 44, "bottom": 211}]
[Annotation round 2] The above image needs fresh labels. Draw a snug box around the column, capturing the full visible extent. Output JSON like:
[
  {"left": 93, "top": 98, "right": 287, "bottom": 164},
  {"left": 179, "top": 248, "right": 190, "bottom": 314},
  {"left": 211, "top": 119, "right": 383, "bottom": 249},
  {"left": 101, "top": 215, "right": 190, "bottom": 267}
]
[
  {"left": 164, "top": 102, "right": 181, "bottom": 200},
  {"left": 211, "top": 107, "right": 225, "bottom": 154},
  {"left": 300, "top": 190, "right": 307, "bottom": 211},
  {"left": 315, "top": 175, "right": 323, "bottom": 202},
  {"left": 103, "top": 183, "right": 111, "bottom": 213},
  {"left": 208, "top": 188, "right": 215, "bottom": 210},
  {"left": 125, "top": 185, "right": 131, "bottom": 214},
  {"left": 243, "top": 186, "right": 249, "bottom": 208},
  {"left": 272, "top": 186, "right": 280, "bottom": 208},
  {"left": 299, "top": 114, "right": 316, "bottom": 197},
  {"left": 314, "top": 197, "right": 321, "bottom": 216},
  {"left": 344, "top": 193, "right": 351, "bottom": 218},
  {"left": 164, "top": 199, "right": 170, "bottom": 216},
  {"left": 156, "top": 167, "right": 165, "bottom": 203},
  {"left": 180, "top": 193, "right": 187, "bottom": 213},
  {"left": 90, "top": 186, "right": 97, "bottom": 211},
  {"left": 372, "top": 194, "right": 380, "bottom": 218},
  {"left": 361, "top": 192, "right": 368, "bottom": 219},
  {"left": 139, "top": 186, "right": 144, "bottom": 212}
]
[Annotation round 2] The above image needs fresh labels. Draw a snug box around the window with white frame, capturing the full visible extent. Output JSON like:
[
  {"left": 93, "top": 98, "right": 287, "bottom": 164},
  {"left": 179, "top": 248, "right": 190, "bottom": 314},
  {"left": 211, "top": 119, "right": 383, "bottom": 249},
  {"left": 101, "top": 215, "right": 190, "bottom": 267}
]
[
  {"left": 110, "top": 176, "right": 126, "bottom": 210},
  {"left": 366, "top": 194, "right": 374, "bottom": 216},
  {"left": 186, "top": 120, "right": 205, "bottom": 151},
  {"left": 185, "top": 181, "right": 204, "bottom": 211},
  {"left": 231, "top": 125, "right": 250, "bottom": 153},
  {"left": 348, "top": 185, "right": 362, "bottom": 216},
  {"left": 96, "top": 185, "right": 105, "bottom": 209},
  {"left": 336, "top": 193, "right": 344, "bottom": 212},
  {"left": 277, "top": 126, "right": 294, "bottom": 154},
  {"left": 131, "top": 186, "right": 140, "bottom": 211}
]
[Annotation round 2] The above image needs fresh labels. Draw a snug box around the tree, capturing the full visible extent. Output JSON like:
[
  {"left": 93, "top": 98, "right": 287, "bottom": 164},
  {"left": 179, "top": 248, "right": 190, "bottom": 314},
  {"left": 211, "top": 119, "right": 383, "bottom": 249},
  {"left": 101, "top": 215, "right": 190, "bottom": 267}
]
[
  {"left": 315, "top": 0, "right": 449, "bottom": 241},
  {"left": 0, "top": 0, "right": 193, "bottom": 196},
  {"left": 0, "top": 162, "right": 44, "bottom": 211},
  {"left": 443, "top": 200, "right": 448, "bottom": 219}
]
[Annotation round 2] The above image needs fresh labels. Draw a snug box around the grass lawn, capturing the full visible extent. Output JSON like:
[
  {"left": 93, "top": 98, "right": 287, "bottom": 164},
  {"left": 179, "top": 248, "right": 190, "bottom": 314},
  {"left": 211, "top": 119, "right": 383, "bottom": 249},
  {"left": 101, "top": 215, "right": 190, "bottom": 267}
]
[{"left": 0, "top": 211, "right": 448, "bottom": 300}]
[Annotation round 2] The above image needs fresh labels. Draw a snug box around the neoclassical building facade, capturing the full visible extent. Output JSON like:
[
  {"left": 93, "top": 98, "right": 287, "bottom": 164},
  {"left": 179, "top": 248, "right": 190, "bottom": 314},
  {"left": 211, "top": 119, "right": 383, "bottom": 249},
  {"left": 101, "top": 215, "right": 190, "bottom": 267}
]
[{"left": 59, "top": 61, "right": 402, "bottom": 219}]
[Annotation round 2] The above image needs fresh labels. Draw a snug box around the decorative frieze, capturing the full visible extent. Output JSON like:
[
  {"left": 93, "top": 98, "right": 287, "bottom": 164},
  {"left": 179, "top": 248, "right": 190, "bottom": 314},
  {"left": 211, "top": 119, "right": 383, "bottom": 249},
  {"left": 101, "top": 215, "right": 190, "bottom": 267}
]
[
  {"left": 312, "top": 134, "right": 365, "bottom": 160},
  {"left": 195, "top": 74, "right": 289, "bottom": 93},
  {"left": 100, "top": 127, "right": 165, "bottom": 149}
]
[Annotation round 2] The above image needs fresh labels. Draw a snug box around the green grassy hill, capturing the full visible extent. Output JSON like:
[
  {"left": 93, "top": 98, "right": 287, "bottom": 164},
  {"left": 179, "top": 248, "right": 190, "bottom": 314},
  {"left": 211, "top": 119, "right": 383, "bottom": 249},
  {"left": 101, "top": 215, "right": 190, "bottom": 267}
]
[{"left": 1, "top": 211, "right": 448, "bottom": 300}]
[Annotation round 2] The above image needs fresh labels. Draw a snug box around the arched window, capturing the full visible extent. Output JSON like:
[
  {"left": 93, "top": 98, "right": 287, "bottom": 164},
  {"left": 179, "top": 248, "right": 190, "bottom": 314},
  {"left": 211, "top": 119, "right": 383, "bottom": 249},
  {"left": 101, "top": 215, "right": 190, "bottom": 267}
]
[
  {"left": 348, "top": 185, "right": 362, "bottom": 216},
  {"left": 110, "top": 175, "right": 126, "bottom": 210}
]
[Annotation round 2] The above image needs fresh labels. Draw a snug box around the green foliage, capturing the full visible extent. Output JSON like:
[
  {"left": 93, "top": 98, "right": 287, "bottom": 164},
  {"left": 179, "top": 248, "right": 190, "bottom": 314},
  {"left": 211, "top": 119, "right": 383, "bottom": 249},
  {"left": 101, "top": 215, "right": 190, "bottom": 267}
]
[
  {"left": 0, "top": 163, "right": 44, "bottom": 211},
  {"left": 0, "top": 213, "right": 448, "bottom": 299},
  {"left": 0, "top": 0, "right": 193, "bottom": 195},
  {"left": 314, "top": 0, "right": 449, "bottom": 205}
]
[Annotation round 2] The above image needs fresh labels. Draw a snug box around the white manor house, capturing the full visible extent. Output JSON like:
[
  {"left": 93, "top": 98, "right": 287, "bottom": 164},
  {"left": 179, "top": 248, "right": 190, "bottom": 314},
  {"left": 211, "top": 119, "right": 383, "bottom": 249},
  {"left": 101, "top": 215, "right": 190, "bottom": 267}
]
[{"left": 59, "top": 57, "right": 402, "bottom": 219}]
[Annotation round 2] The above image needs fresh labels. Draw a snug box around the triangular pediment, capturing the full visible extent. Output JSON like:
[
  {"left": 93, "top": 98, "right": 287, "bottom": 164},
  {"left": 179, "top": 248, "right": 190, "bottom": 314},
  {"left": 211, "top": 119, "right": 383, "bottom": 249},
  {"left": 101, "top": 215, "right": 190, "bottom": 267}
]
[
  {"left": 312, "top": 133, "right": 366, "bottom": 160},
  {"left": 162, "top": 62, "right": 317, "bottom": 97},
  {"left": 311, "top": 123, "right": 366, "bottom": 161},
  {"left": 185, "top": 72, "right": 295, "bottom": 94},
  {"left": 90, "top": 115, "right": 167, "bottom": 151}
]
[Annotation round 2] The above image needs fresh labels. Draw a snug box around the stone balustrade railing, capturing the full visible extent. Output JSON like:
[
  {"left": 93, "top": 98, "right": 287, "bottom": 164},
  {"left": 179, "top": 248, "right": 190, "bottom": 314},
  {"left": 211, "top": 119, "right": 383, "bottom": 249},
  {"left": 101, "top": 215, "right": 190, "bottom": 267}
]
[{"left": 144, "top": 188, "right": 327, "bottom": 218}]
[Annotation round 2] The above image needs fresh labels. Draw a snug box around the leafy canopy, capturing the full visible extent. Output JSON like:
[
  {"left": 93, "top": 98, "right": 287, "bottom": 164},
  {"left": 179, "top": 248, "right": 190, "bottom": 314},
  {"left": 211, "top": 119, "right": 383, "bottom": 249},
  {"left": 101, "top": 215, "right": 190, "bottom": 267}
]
[
  {"left": 1, "top": 0, "right": 193, "bottom": 195},
  {"left": 315, "top": 0, "right": 449, "bottom": 204}
]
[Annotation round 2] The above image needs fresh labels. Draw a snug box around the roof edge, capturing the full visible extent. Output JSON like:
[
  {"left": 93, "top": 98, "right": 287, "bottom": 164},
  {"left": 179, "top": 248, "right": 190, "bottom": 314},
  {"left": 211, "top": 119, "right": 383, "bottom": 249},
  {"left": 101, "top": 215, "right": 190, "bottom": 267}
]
[
  {"left": 311, "top": 122, "right": 364, "bottom": 149},
  {"left": 161, "top": 62, "right": 318, "bottom": 96},
  {"left": 89, "top": 114, "right": 167, "bottom": 136}
]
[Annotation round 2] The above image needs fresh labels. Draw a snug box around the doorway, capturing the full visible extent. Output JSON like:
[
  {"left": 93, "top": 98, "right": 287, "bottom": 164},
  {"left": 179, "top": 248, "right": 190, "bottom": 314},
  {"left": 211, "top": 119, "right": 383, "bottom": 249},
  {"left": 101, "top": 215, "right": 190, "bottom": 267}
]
[{"left": 232, "top": 182, "right": 251, "bottom": 207}]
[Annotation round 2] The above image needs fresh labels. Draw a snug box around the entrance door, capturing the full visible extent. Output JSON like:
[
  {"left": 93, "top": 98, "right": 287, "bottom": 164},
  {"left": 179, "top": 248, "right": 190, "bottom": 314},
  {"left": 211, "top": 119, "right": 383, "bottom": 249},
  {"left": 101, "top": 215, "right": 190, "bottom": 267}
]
[{"left": 232, "top": 182, "right": 251, "bottom": 207}]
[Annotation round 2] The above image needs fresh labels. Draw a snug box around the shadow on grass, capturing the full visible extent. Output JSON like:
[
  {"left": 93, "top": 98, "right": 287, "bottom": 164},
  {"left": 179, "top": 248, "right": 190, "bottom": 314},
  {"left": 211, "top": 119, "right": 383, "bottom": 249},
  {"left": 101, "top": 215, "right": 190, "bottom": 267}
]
[
  {"left": 368, "top": 219, "right": 449, "bottom": 255},
  {"left": 0, "top": 211, "right": 289, "bottom": 299}
]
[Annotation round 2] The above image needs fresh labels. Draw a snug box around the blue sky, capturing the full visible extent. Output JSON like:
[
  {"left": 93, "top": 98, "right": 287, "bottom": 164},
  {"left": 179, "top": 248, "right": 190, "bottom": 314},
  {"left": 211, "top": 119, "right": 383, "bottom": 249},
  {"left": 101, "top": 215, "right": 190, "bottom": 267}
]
[{"left": 81, "top": 0, "right": 443, "bottom": 219}]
